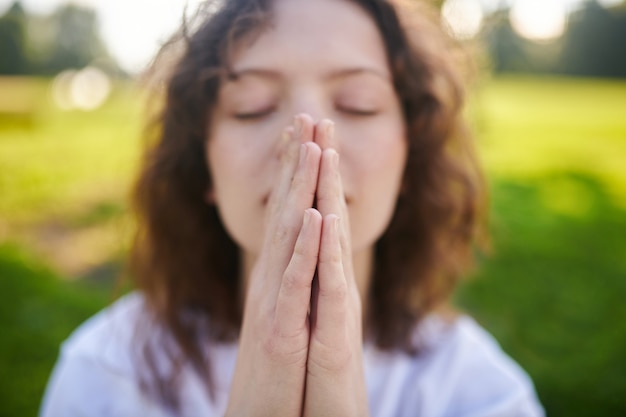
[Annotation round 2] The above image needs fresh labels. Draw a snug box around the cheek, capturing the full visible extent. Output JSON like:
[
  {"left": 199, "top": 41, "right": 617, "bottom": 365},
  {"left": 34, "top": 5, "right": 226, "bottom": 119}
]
[
  {"left": 207, "top": 122, "right": 276, "bottom": 190},
  {"left": 342, "top": 116, "right": 406, "bottom": 181},
  {"left": 206, "top": 122, "right": 281, "bottom": 254},
  {"left": 208, "top": 139, "right": 246, "bottom": 197},
  {"left": 342, "top": 118, "right": 407, "bottom": 249}
]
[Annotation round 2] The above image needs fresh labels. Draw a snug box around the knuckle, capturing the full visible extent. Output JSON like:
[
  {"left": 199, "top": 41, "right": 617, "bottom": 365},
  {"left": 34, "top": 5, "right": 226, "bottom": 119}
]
[
  {"left": 261, "top": 335, "right": 285, "bottom": 360},
  {"left": 290, "top": 172, "right": 307, "bottom": 189},
  {"left": 320, "top": 252, "right": 342, "bottom": 269},
  {"left": 292, "top": 240, "right": 310, "bottom": 259},
  {"left": 319, "top": 279, "right": 348, "bottom": 302},
  {"left": 261, "top": 325, "right": 308, "bottom": 366},
  {"left": 308, "top": 339, "right": 353, "bottom": 374},
  {"left": 271, "top": 223, "right": 292, "bottom": 246},
  {"left": 281, "top": 269, "right": 310, "bottom": 293},
  {"left": 316, "top": 192, "right": 331, "bottom": 205}
]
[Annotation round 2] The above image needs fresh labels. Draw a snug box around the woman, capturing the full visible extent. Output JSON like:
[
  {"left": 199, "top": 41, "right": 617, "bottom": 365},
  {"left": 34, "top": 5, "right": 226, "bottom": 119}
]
[{"left": 40, "top": 0, "right": 544, "bottom": 415}]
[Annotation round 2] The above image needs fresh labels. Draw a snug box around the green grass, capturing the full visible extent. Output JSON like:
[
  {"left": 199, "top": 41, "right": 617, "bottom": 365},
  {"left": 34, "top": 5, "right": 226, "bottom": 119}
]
[
  {"left": 472, "top": 76, "right": 626, "bottom": 204},
  {"left": 1, "top": 75, "right": 625, "bottom": 416},
  {"left": 0, "top": 78, "right": 143, "bottom": 224},
  {"left": 456, "top": 175, "right": 626, "bottom": 415},
  {"left": 0, "top": 243, "right": 111, "bottom": 416},
  {"left": 459, "top": 75, "right": 626, "bottom": 415}
]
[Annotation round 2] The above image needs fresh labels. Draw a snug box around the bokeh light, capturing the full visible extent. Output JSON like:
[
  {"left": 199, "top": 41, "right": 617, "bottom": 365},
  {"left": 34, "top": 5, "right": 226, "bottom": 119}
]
[
  {"left": 51, "top": 66, "right": 111, "bottom": 111},
  {"left": 510, "top": 0, "right": 568, "bottom": 41},
  {"left": 441, "top": 0, "right": 484, "bottom": 40}
]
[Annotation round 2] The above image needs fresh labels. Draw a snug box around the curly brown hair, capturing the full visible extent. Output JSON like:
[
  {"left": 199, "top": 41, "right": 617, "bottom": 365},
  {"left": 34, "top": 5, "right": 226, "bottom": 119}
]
[{"left": 130, "top": 0, "right": 486, "bottom": 409}]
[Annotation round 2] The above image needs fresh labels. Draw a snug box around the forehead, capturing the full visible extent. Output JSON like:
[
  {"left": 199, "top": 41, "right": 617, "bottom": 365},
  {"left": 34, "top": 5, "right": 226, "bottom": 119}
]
[{"left": 230, "top": 0, "right": 390, "bottom": 78}]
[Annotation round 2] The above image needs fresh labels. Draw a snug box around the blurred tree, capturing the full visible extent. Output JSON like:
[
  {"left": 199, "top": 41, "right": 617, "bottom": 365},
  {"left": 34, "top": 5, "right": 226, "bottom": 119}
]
[
  {"left": 482, "top": 8, "right": 530, "bottom": 73},
  {"left": 560, "top": 0, "right": 626, "bottom": 77},
  {"left": 0, "top": 1, "right": 28, "bottom": 75},
  {"left": 481, "top": 1, "right": 626, "bottom": 78},
  {"left": 36, "top": 4, "right": 109, "bottom": 74},
  {"left": 0, "top": 2, "right": 121, "bottom": 76}
]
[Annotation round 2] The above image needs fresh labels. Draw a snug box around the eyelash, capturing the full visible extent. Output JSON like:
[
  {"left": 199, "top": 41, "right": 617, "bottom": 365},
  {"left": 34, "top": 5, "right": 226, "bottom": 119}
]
[
  {"left": 233, "top": 108, "right": 276, "bottom": 120},
  {"left": 338, "top": 107, "right": 379, "bottom": 117}
]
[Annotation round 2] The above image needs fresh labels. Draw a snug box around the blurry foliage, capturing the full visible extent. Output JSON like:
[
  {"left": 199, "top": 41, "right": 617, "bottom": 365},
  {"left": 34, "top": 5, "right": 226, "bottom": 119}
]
[
  {"left": 34, "top": 4, "right": 106, "bottom": 74},
  {"left": 482, "top": 9, "right": 530, "bottom": 73},
  {"left": 0, "top": 2, "right": 27, "bottom": 74},
  {"left": 561, "top": 1, "right": 626, "bottom": 77},
  {"left": 0, "top": 0, "right": 119, "bottom": 76},
  {"left": 2, "top": 0, "right": 626, "bottom": 77},
  {"left": 480, "top": 0, "right": 626, "bottom": 77}
]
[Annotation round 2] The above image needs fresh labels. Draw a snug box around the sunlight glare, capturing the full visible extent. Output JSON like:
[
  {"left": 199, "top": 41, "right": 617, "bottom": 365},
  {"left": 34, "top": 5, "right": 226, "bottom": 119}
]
[
  {"left": 51, "top": 67, "right": 111, "bottom": 111},
  {"left": 510, "top": 0, "right": 567, "bottom": 41},
  {"left": 442, "top": 0, "right": 485, "bottom": 40}
]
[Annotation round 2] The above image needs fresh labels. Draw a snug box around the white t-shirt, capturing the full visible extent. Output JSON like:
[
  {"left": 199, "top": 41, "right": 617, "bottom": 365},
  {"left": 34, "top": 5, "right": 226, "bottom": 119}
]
[{"left": 39, "top": 292, "right": 544, "bottom": 417}]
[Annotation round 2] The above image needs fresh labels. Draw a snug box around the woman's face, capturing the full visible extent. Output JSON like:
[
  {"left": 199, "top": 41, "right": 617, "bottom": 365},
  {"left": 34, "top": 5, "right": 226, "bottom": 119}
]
[{"left": 207, "top": 0, "right": 407, "bottom": 263}]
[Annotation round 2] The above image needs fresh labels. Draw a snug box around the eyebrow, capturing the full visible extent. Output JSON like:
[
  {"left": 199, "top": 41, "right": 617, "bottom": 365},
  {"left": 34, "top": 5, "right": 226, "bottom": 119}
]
[{"left": 227, "top": 67, "right": 391, "bottom": 82}]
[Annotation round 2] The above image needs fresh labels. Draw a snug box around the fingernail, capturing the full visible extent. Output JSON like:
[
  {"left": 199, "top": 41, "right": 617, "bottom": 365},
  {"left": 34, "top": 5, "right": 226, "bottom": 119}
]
[
  {"left": 303, "top": 209, "right": 311, "bottom": 227},
  {"left": 294, "top": 115, "right": 303, "bottom": 137},
  {"left": 334, "top": 216, "right": 340, "bottom": 232},
  {"left": 281, "top": 127, "right": 291, "bottom": 145},
  {"left": 299, "top": 143, "right": 307, "bottom": 164},
  {"left": 333, "top": 149, "right": 339, "bottom": 167},
  {"left": 278, "top": 128, "right": 292, "bottom": 162},
  {"left": 326, "top": 121, "right": 335, "bottom": 139}
]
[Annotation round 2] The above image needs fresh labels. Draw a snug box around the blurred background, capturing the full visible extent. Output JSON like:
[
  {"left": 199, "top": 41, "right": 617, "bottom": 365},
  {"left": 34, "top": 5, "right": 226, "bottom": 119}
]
[{"left": 0, "top": 0, "right": 624, "bottom": 415}]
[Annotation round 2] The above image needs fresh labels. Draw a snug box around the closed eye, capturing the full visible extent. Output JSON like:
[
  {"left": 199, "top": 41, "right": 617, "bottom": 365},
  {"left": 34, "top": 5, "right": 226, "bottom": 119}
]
[
  {"left": 338, "top": 107, "right": 379, "bottom": 117},
  {"left": 233, "top": 107, "right": 276, "bottom": 120}
]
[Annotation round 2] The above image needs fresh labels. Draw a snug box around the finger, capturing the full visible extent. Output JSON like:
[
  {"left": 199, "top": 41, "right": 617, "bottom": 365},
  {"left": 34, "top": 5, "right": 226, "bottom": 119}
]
[
  {"left": 316, "top": 148, "right": 344, "bottom": 217},
  {"left": 316, "top": 148, "right": 355, "bottom": 284},
  {"left": 264, "top": 126, "right": 298, "bottom": 233},
  {"left": 266, "top": 142, "right": 321, "bottom": 278},
  {"left": 274, "top": 208, "right": 322, "bottom": 337},
  {"left": 313, "top": 119, "right": 336, "bottom": 150},
  {"left": 259, "top": 115, "right": 319, "bottom": 301},
  {"left": 264, "top": 114, "right": 315, "bottom": 240},
  {"left": 316, "top": 149, "right": 350, "bottom": 245},
  {"left": 294, "top": 113, "right": 315, "bottom": 143},
  {"left": 314, "top": 214, "right": 348, "bottom": 343},
  {"left": 313, "top": 119, "right": 351, "bottom": 266},
  {"left": 315, "top": 121, "right": 346, "bottom": 226}
]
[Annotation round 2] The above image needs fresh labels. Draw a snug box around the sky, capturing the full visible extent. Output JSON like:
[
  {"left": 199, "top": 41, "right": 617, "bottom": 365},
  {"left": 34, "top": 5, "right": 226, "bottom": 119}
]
[{"left": 0, "top": 0, "right": 623, "bottom": 74}]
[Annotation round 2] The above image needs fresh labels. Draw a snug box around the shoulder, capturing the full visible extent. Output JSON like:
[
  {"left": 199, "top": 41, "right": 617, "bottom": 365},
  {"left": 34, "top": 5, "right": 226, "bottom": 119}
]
[
  {"left": 365, "top": 315, "right": 545, "bottom": 417},
  {"left": 60, "top": 291, "right": 148, "bottom": 375},
  {"left": 39, "top": 292, "right": 172, "bottom": 417}
]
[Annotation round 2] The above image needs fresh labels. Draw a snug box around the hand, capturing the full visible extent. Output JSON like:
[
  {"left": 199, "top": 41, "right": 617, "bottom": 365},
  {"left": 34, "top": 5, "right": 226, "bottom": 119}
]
[
  {"left": 225, "top": 116, "right": 323, "bottom": 416},
  {"left": 303, "top": 118, "right": 370, "bottom": 417},
  {"left": 225, "top": 115, "right": 369, "bottom": 417}
]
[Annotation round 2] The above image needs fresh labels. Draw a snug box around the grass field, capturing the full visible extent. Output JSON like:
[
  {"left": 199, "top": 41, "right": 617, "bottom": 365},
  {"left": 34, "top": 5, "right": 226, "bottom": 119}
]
[{"left": 1, "top": 75, "right": 625, "bottom": 416}]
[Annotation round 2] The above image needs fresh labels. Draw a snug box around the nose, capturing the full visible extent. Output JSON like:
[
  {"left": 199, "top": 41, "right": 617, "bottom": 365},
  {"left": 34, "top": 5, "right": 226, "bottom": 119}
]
[
  {"left": 274, "top": 87, "right": 333, "bottom": 158},
  {"left": 291, "top": 86, "right": 327, "bottom": 128},
  {"left": 292, "top": 87, "right": 341, "bottom": 151}
]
